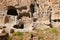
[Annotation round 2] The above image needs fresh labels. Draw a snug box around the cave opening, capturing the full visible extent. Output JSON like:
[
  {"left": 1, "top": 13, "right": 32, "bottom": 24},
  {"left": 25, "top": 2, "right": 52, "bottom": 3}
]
[
  {"left": 58, "top": 19, "right": 60, "bottom": 22},
  {"left": 30, "top": 3, "right": 35, "bottom": 17},
  {"left": 7, "top": 6, "right": 18, "bottom": 16},
  {"left": 53, "top": 19, "right": 57, "bottom": 22},
  {"left": 53, "top": 19, "right": 60, "bottom": 22},
  {"left": 33, "top": 18, "right": 37, "bottom": 22},
  {"left": 13, "top": 24, "right": 24, "bottom": 29},
  {"left": 19, "top": 24, "right": 24, "bottom": 29}
]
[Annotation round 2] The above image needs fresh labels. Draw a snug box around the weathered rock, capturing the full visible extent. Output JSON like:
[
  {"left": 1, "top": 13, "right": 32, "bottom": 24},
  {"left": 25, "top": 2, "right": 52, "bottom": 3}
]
[
  {"left": 0, "top": 0, "right": 60, "bottom": 33},
  {"left": 0, "top": 33, "right": 9, "bottom": 40}
]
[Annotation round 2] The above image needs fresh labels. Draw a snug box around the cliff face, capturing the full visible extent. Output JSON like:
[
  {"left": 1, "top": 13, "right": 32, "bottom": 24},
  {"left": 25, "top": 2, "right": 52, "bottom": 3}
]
[{"left": 0, "top": 0, "right": 60, "bottom": 31}]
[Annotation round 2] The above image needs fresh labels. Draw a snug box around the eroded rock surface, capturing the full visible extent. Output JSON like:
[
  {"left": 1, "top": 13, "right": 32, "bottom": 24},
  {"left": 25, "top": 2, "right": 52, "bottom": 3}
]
[{"left": 0, "top": 0, "right": 60, "bottom": 32}]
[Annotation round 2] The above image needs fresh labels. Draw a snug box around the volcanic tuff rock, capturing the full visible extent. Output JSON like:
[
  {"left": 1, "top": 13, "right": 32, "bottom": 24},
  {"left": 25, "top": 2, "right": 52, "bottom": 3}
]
[{"left": 0, "top": 0, "right": 60, "bottom": 32}]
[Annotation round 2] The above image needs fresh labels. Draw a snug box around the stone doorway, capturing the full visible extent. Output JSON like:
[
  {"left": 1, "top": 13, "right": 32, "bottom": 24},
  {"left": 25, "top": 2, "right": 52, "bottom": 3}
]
[
  {"left": 7, "top": 6, "right": 18, "bottom": 16},
  {"left": 6, "top": 6, "right": 18, "bottom": 24}
]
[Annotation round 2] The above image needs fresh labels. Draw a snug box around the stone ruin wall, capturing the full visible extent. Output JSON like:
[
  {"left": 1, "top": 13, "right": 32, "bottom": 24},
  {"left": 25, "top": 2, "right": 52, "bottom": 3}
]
[{"left": 0, "top": 0, "right": 60, "bottom": 32}]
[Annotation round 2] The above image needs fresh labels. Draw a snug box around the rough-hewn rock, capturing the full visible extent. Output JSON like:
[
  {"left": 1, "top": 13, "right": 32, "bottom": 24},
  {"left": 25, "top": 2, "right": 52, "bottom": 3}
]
[{"left": 0, "top": 0, "right": 60, "bottom": 32}]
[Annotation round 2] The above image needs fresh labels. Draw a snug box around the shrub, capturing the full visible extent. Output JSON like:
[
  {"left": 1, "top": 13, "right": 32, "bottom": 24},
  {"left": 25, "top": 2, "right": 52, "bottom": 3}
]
[{"left": 12, "top": 32, "right": 23, "bottom": 40}]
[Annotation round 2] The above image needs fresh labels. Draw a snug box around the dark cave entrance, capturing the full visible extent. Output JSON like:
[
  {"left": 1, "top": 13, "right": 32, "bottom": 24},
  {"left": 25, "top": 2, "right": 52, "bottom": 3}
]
[
  {"left": 53, "top": 19, "right": 60, "bottom": 22},
  {"left": 30, "top": 4, "right": 35, "bottom": 13},
  {"left": 19, "top": 24, "right": 24, "bottom": 29},
  {"left": 30, "top": 3, "right": 35, "bottom": 17},
  {"left": 13, "top": 24, "right": 24, "bottom": 29},
  {"left": 7, "top": 6, "right": 18, "bottom": 16}
]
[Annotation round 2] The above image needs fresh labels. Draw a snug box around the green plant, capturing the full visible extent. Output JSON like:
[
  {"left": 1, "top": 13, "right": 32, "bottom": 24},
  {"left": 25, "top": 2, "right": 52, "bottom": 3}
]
[
  {"left": 45, "top": 28, "right": 59, "bottom": 35},
  {"left": 8, "top": 36, "right": 12, "bottom": 40},
  {"left": 13, "top": 32, "right": 23, "bottom": 36},
  {"left": 51, "top": 28, "right": 57, "bottom": 33},
  {"left": 12, "top": 32, "right": 23, "bottom": 40}
]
